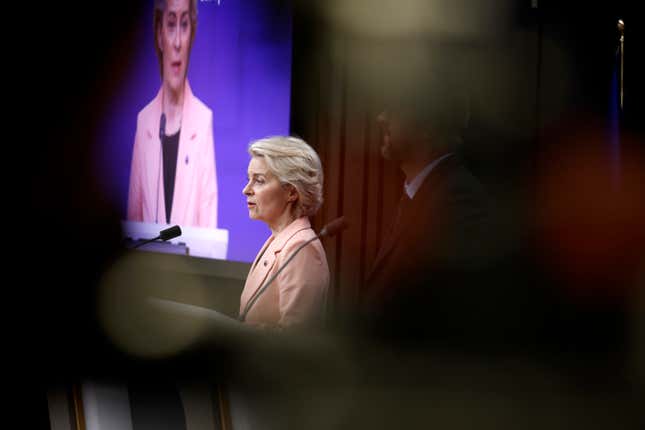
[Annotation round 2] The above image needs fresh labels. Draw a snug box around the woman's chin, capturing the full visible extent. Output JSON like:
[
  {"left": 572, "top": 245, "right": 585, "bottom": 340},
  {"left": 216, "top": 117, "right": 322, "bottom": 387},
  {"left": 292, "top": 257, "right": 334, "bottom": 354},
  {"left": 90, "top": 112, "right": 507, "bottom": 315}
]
[{"left": 165, "top": 76, "right": 185, "bottom": 94}]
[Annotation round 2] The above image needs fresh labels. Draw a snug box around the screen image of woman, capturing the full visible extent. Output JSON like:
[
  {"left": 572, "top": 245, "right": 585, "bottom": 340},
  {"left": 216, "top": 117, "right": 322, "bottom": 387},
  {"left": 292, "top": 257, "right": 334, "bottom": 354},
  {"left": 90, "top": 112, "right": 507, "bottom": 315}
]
[
  {"left": 239, "top": 136, "right": 329, "bottom": 328},
  {"left": 128, "top": 0, "right": 217, "bottom": 228}
]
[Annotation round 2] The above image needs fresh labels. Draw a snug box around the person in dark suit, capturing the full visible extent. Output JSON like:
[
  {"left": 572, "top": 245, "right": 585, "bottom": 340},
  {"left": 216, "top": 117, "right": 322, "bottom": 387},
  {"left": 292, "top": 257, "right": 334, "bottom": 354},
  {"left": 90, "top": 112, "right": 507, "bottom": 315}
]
[{"left": 361, "top": 49, "right": 495, "bottom": 348}]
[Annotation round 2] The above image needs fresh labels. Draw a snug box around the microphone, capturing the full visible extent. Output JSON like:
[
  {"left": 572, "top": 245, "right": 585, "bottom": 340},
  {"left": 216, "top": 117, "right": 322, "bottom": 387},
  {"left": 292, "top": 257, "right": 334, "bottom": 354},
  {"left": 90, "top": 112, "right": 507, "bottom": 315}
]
[
  {"left": 238, "top": 216, "right": 349, "bottom": 322},
  {"left": 156, "top": 113, "right": 166, "bottom": 223},
  {"left": 319, "top": 216, "right": 349, "bottom": 238},
  {"left": 159, "top": 225, "right": 181, "bottom": 241},
  {"left": 159, "top": 113, "right": 166, "bottom": 140},
  {"left": 130, "top": 225, "right": 182, "bottom": 249}
]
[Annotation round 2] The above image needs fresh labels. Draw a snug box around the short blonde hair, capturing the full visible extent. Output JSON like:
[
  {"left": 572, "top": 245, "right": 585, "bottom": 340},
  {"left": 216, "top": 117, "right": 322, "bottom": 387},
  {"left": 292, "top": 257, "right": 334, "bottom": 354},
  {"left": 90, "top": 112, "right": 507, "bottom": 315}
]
[{"left": 249, "top": 136, "right": 324, "bottom": 218}]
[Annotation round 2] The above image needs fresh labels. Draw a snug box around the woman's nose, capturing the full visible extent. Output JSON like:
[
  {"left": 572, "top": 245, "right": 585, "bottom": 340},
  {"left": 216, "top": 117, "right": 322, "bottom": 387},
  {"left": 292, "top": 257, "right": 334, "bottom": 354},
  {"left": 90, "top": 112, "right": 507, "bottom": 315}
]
[
  {"left": 242, "top": 182, "right": 252, "bottom": 196},
  {"left": 173, "top": 28, "right": 181, "bottom": 50}
]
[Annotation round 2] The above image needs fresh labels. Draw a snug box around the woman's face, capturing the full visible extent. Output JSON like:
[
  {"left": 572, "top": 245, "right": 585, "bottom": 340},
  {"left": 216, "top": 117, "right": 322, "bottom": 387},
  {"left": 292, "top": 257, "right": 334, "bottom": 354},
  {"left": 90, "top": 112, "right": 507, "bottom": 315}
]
[
  {"left": 158, "top": 0, "right": 192, "bottom": 94},
  {"left": 243, "top": 157, "right": 294, "bottom": 227}
]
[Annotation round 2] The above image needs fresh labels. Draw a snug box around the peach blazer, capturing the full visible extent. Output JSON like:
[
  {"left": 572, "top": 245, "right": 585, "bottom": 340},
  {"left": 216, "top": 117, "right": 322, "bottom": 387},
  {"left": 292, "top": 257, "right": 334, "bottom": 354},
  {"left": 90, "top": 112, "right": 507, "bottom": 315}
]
[
  {"left": 239, "top": 217, "right": 329, "bottom": 327},
  {"left": 127, "top": 81, "right": 218, "bottom": 228}
]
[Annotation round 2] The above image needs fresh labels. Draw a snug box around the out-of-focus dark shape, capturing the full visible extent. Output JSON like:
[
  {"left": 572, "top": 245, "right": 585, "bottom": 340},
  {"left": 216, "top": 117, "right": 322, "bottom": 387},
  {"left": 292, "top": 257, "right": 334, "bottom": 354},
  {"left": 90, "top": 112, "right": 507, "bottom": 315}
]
[
  {"left": 536, "top": 117, "right": 645, "bottom": 299},
  {"left": 15, "top": 1, "right": 146, "bottom": 427}
]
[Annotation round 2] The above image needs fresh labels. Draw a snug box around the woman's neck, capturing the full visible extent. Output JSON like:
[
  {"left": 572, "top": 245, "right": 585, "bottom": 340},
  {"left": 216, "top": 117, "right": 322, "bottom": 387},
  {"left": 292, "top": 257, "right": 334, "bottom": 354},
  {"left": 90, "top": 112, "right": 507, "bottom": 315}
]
[
  {"left": 162, "top": 83, "right": 184, "bottom": 134},
  {"left": 268, "top": 208, "right": 297, "bottom": 236}
]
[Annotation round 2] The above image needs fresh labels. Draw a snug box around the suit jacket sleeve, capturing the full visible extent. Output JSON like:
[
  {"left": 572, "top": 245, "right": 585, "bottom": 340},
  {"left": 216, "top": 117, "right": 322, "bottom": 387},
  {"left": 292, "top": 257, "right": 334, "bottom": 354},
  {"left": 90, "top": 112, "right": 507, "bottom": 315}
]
[
  {"left": 276, "top": 237, "right": 329, "bottom": 327},
  {"left": 127, "top": 113, "right": 144, "bottom": 221}
]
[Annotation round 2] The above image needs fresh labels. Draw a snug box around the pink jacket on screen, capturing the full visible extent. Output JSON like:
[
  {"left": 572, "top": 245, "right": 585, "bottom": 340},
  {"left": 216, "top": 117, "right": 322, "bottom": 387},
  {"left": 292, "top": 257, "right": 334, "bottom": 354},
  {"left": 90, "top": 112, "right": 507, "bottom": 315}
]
[{"left": 127, "top": 81, "right": 218, "bottom": 228}]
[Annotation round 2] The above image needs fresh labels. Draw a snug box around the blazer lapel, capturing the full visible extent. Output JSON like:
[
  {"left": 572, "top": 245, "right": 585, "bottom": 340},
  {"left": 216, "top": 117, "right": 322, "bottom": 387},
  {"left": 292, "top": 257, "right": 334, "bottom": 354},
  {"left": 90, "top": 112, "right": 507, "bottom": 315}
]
[
  {"left": 366, "top": 194, "right": 414, "bottom": 282},
  {"left": 240, "top": 218, "right": 313, "bottom": 313},
  {"left": 170, "top": 82, "right": 197, "bottom": 225},
  {"left": 241, "top": 236, "right": 279, "bottom": 312},
  {"left": 145, "top": 88, "right": 166, "bottom": 224}
]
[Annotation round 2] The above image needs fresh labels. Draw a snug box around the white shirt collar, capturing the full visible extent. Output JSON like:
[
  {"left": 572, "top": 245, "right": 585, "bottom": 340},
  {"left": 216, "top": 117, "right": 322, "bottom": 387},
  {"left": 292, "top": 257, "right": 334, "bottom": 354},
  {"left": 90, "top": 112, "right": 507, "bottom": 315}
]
[{"left": 404, "top": 153, "right": 453, "bottom": 199}]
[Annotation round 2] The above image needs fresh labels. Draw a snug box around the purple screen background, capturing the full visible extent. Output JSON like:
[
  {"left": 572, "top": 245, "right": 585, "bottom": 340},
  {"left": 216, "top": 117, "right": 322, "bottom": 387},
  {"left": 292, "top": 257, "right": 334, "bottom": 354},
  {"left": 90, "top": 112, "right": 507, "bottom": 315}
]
[{"left": 96, "top": 0, "right": 292, "bottom": 263}]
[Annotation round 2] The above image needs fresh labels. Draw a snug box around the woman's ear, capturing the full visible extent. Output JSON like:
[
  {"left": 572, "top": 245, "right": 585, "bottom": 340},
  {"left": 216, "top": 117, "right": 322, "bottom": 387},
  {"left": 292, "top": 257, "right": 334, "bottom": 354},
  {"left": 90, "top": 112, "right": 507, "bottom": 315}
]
[{"left": 287, "top": 185, "right": 298, "bottom": 203}]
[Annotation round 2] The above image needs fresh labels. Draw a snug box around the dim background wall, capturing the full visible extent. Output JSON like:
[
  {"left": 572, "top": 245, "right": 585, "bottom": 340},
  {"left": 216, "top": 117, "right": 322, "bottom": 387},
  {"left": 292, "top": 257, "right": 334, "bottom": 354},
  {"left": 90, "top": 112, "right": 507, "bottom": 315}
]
[{"left": 290, "top": 0, "right": 644, "bottom": 365}]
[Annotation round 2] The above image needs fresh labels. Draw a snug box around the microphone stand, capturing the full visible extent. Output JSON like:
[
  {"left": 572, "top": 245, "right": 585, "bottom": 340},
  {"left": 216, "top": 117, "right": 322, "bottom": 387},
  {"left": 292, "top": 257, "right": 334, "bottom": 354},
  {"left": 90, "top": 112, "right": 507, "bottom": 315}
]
[
  {"left": 131, "top": 235, "right": 165, "bottom": 249},
  {"left": 127, "top": 225, "right": 182, "bottom": 249},
  {"left": 156, "top": 113, "right": 166, "bottom": 224},
  {"left": 618, "top": 19, "right": 624, "bottom": 112}
]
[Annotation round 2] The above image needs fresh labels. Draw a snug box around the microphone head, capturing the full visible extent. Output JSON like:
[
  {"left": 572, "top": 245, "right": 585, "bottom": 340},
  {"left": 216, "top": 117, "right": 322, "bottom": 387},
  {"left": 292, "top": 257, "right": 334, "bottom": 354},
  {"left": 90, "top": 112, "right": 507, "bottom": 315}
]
[
  {"left": 159, "top": 113, "right": 166, "bottom": 140},
  {"left": 617, "top": 19, "right": 625, "bottom": 32},
  {"left": 159, "top": 225, "right": 182, "bottom": 241},
  {"left": 319, "top": 216, "right": 349, "bottom": 238}
]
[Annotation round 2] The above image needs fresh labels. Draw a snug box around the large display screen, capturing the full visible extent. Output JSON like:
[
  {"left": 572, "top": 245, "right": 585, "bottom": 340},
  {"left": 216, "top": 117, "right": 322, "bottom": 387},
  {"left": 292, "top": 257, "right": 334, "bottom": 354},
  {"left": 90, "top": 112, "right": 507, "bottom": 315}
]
[{"left": 95, "top": 0, "right": 292, "bottom": 262}]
